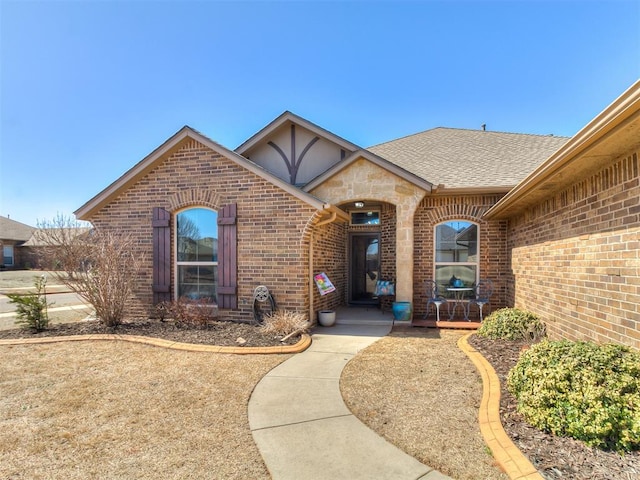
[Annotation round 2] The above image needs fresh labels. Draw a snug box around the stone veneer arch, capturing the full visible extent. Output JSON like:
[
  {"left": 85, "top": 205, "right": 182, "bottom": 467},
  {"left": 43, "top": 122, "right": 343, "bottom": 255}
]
[{"left": 309, "top": 157, "right": 428, "bottom": 303}]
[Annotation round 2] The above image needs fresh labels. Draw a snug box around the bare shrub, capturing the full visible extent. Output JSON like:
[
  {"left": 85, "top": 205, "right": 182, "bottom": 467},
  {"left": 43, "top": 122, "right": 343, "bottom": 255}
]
[
  {"left": 164, "top": 297, "right": 216, "bottom": 328},
  {"left": 36, "top": 215, "right": 144, "bottom": 328},
  {"left": 260, "top": 310, "right": 309, "bottom": 337}
]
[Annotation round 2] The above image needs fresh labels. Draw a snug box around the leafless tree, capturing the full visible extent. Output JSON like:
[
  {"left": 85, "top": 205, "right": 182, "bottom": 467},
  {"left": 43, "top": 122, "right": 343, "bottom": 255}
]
[{"left": 36, "top": 214, "right": 144, "bottom": 327}]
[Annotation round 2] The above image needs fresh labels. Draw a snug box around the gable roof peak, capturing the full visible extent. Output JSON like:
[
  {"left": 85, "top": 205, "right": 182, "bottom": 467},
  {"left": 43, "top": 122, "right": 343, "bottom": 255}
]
[{"left": 235, "top": 110, "right": 361, "bottom": 154}]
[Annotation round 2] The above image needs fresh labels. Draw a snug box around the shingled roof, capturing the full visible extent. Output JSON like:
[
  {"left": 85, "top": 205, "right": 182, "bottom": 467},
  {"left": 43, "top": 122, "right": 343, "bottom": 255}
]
[
  {"left": 0, "top": 216, "right": 36, "bottom": 242},
  {"left": 367, "top": 127, "right": 570, "bottom": 190}
]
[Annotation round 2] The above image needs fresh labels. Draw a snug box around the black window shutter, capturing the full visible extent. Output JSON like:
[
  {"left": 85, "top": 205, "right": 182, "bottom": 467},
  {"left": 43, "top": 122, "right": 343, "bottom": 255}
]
[
  {"left": 217, "top": 203, "right": 238, "bottom": 309},
  {"left": 152, "top": 207, "right": 171, "bottom": 304}
]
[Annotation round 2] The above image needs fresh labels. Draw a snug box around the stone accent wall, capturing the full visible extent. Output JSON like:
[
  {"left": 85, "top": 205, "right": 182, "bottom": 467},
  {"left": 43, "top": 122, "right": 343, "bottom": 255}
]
[
  {"left": 413, "top": 194, "right": 508, "bottom": 319},
  {"left": 89, "top": 138, "right": 318, "bottom": 322},
  {"left": 310, "top": 158, "right": 427, "bottom": 302},
  {"left": 508, "top": 150, "right": 639, "bottom": 348}
]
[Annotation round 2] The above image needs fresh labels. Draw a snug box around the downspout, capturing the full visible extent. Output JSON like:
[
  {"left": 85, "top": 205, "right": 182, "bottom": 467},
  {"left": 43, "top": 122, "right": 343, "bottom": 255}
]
[{"left": 309, "top": 211, "right": 338, "bottom": 323}]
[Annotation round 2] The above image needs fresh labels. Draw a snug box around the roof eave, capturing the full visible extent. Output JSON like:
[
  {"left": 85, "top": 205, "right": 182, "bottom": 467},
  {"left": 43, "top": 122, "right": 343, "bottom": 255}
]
[
  {"left": 75, "top": 126, "right": 334, "bottom": 220},
  {"left": 303, "top": 149, "right": 434, "bottom": 193},
  {"left": 235, "top": 111, "right": 361, "bottom": 155},
  {"left": 431, "top": 185, "right": 513, "bottom": 195},
  {"left": 484, "top": 80, "right": 640, "bottom": 220}
]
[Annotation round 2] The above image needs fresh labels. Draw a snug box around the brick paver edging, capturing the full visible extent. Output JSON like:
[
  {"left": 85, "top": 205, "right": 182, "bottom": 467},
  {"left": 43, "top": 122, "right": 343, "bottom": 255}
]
[
  {"left": 458, "top": 333, "right": 543, "bottom": 480},
  {"left": 0, "top": 333, "right": 312, "bottom": 354}
]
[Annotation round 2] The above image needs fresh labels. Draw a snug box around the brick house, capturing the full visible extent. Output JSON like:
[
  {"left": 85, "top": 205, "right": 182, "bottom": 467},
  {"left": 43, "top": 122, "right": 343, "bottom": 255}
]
[
  {"left": 75, "top": 81, "right": 639, "bottom": 348},
  {"left": 485, "top": 81, "right": 640, "bottom": 348},
  {"left": 0, "top": 216, "right": 36, "bottom": 269}
]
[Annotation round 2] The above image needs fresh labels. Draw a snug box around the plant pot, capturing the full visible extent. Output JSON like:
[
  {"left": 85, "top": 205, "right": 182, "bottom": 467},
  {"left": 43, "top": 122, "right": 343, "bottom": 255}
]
[
  {"left": 392, "top": 301, "right": 412, "bottom": 322},
  {"left": 318, "top": 310, "right": 336, "bottom": 327}
]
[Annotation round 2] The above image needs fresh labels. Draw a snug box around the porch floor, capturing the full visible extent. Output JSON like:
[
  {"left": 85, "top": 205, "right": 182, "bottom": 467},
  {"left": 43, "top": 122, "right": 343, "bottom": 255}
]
[{"left": 333, "top": 306, "right": 480, "bottom": 330}]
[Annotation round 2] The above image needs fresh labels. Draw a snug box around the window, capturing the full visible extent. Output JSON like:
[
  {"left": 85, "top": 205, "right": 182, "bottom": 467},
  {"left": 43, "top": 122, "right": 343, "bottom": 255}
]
[
  {"left": 350, "top": 210, "right": 380, "bottom": 225},
  {"left": 176, "top": 208, "right": 218, "bottom": 301},
  {"left": 3, "top": 245, "right": 14, "bottom": 266},
  {"left": 434, "top": 221, "right": 478, "bottom": 296}
]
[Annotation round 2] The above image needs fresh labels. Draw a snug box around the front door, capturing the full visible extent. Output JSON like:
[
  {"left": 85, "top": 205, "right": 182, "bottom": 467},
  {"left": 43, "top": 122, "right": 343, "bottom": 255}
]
[{"left": 349, "top": 233, "right": 380, "bottom": 305}]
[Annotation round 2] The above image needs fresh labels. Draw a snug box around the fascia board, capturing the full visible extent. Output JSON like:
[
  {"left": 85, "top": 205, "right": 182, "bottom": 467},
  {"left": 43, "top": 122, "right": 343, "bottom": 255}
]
[
  {"left": 235, "top": 111, "right": 361, "bottom": 154},
  {"left": 303, "top": 149, "right": 434, "bottom": 193},
  {"left": 484, "top": 80, "right": 640, "bottom": 220},
  {"left": 432, "top": 186, "right": 513, "bottom": 195},
  {"left": 75, "top": 126, "right": 330, "bottom": 220},
  {"left": 75, "top": 126, "right": 193, "bottom": 220}
]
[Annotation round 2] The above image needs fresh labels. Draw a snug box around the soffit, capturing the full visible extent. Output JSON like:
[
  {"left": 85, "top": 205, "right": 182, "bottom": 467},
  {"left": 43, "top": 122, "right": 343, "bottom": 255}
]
[{"left": 485, "top": 81, "right": 640, "bottom": 219}]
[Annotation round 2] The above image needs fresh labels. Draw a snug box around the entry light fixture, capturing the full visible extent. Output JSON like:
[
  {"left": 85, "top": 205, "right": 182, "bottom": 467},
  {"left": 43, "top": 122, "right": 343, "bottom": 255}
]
[{"left": 354, "top": 201, "right": 364, "bottom": 208}]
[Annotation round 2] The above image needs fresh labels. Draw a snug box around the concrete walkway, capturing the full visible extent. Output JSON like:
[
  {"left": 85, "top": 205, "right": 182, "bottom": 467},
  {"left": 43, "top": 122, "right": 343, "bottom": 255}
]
[{"left": 248, "top": 323, "right": 451, "bottom": 480}]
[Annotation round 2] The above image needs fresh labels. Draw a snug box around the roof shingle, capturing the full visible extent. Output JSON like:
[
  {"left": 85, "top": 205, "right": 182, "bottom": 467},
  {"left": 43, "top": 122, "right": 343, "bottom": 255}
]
[{"left": 367, "top": 127, "right": 570, "bottom": 189}]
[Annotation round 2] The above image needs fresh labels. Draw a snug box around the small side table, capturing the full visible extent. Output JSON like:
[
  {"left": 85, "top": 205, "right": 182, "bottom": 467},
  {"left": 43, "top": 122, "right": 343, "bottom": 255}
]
[{"left": 446, "top": 287, "right": 474, "bottom": 321}]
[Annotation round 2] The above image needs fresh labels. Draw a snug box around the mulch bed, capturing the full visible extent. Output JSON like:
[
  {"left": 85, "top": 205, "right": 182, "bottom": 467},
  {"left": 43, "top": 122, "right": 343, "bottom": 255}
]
[
  {"left": 0, "top": 319, "right": 302, "bottom": 348},
  {"left": 468, "top": 335, "right": 640, "bottom": 480}
]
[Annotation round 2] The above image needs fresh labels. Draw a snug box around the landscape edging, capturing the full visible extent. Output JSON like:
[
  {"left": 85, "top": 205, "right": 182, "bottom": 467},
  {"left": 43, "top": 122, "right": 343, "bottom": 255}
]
[
  {"left": 458, "top": 333, "right": 543, "bottom": 480},
  {"left": 0, "top": 332, "right": 312, "bottom": 354}
]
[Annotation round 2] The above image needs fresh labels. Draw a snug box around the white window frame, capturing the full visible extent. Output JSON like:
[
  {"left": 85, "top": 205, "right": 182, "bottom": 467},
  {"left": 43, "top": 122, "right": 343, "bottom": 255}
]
[{"left": 174, "top": 207, "right": 218, "bottom": 302}]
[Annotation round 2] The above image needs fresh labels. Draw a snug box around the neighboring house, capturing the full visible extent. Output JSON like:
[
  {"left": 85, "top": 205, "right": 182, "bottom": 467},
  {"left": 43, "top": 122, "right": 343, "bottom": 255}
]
[
  {"left": 20, "top": 227, "right": 93, "bottom": 270},
  {"left": 0, "top": 216, "right": 36, "bottom": 269},
  {"left": 76, "top": 80, "right": 640, "bottom": 349}
]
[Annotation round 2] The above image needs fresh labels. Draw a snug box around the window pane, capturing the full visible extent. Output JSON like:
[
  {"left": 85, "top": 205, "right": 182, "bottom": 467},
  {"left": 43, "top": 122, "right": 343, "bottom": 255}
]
[
  {"left": 3, "top": 246, "right": 14, "bottom": 266},
  {"left": 177, "top": 208, "right": 218, "bottom": 262},
  {"left": 351, "top": 211, "right": 380, "bottom": 225},
  {"left": 435, "top": 265, "right": 477, "bottom": 298},
  {"left": 178, "top": 265, "right": 217, "bottom": 301},
  {"left": 435, "top": 221, "right": 477, "bottom": 262}
]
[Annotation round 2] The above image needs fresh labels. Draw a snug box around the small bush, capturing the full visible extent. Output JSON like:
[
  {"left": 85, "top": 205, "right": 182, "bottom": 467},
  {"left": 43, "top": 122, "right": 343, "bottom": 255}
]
[
  {"left": 260, "top": 310, "right": 309, "bottom": 337},
  {"left": 477, "top": 307, "right": 546, "bottom": 341},
  {"left": 167, "top": 297, "right": 216, "bottom": 328},
  {"left": 507, "top": 340, "right": 640, "bottom": 452},
  {"left": 7, "top": 276, "right": 52, "bottom": 332}
]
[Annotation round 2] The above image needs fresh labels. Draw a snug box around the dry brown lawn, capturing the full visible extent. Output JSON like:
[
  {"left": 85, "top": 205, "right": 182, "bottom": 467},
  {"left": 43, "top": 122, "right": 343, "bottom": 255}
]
[
  {"left": 340, "top": 327, "right": 508, "bottom": 480},
  {"left": 0, "top": 342, "right": 290, "bottom": 479}
]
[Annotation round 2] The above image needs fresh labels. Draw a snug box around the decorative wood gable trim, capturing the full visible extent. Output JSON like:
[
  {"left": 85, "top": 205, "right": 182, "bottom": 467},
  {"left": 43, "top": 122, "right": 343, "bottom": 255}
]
[{"left": 267, "top": 124, "right": 320, "bottom": 184}]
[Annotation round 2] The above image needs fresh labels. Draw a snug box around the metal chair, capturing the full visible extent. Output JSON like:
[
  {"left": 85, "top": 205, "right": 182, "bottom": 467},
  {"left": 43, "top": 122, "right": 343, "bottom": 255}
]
[
  {"left": 424, "top": 280, "right": 447, "bottom": 321},
  {"left": 467, "top": 279, "right": 493, "bottom": 321}
]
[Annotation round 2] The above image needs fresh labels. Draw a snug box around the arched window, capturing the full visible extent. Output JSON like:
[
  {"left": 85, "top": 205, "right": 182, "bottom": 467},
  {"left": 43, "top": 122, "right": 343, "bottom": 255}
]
[
  {"left": 176, "top": 207, "right": 218, "bottom": 301},
  {"left": 434, "top": 220, "right": 479, "bottom": 295}
]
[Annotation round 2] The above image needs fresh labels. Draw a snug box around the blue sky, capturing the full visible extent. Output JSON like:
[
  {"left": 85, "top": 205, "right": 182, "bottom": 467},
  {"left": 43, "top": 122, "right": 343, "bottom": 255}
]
[{"left": 1, "top": 0, "right": 639, "bottom": 227}]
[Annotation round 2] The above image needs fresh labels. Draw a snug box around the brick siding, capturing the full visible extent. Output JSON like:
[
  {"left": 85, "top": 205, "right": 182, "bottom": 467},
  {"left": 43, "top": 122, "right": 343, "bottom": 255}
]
[
  {"left": 89, "top": 139, "right": 319, "bottom": 322},
  {"left": 507, "top": 150, "right": 640, "bottom": 348},
  {"left": 413, "top": 194, "right": 509, "bottom": 319}
]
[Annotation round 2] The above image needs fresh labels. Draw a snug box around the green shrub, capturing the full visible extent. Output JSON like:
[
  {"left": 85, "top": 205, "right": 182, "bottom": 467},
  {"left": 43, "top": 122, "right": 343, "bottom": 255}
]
[
  {"left": 7, "top": 276, "right": 52, "bottom": 332},
  {"left": 476, "top": 307, "right": 546, "bottom": 340},
  {"left": 507, "top": 340, "right": 640, "bottom": 452}
]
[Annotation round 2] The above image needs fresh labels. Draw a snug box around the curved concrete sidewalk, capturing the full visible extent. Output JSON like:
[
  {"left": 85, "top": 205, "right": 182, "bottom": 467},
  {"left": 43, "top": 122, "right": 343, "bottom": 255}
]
[{"left": 248, "top": 324, "right": 451, "bottom": 480}]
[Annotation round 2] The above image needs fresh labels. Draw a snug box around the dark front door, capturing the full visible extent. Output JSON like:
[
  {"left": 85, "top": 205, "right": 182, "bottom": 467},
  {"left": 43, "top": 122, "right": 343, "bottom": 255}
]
[{"left": 349, "top": 233, "right": 380, "bottom": 305}]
